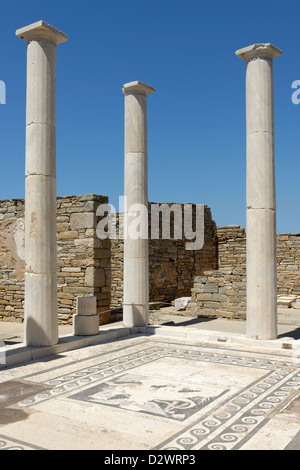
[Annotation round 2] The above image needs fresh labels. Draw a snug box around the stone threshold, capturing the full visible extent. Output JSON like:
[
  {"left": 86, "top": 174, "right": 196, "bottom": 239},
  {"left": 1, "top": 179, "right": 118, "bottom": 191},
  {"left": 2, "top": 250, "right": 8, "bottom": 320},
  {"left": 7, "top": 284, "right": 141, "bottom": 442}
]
[{"left": 1, "top": 323, "right": 300, "bottom": 369}]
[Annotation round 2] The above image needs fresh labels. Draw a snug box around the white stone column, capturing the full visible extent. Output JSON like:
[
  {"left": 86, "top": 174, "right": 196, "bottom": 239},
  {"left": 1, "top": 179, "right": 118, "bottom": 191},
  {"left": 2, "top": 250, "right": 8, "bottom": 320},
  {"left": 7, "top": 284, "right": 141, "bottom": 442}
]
[
  {"left": 236, "top": 43, "right": 281, "bottom": 340},
  {"left": 122, "top": 81, "right": 155, "bottom": 327},
  {"left": 16, "top": 21, "right": 68, "bottom": 346}
]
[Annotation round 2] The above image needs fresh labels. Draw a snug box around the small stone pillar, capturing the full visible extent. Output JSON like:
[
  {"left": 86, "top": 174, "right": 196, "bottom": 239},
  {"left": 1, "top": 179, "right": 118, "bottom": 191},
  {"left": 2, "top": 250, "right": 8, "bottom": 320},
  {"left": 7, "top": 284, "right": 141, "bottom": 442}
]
[
  {"left": 122, "top": 81, "right": 155, "bottom": 327},
  {"left": 16, "top": 21, "right": 68, "bottom": 346},
  {"left": 236, "top": 43, "right": 281, "bottom": 340},
  {"left": 73, "top": 297, "right": 99, "bottom": 336}
]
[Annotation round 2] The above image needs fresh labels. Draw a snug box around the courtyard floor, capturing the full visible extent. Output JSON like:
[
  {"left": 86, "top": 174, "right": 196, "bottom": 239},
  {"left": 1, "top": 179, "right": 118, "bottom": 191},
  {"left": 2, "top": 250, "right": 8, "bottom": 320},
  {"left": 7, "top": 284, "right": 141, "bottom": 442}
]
[{"left": 0, "top": 310, "right": 299, "bottom": 451}]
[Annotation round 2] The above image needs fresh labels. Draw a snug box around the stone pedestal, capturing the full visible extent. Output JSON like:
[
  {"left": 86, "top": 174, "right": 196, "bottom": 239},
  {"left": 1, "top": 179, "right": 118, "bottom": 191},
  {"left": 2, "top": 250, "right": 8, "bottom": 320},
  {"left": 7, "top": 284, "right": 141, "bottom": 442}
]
[
  {"left": 73, "top": 296, "right": 99, "bottom": 336},
  {"left": 122, "top": 81, "right": 155, "bottom": 327},
  {"left": 16, "top": 21, "right": 68, "bottom": 346},
  {"left": 236, "top": 43, "right": 282, "bottom": 340}
]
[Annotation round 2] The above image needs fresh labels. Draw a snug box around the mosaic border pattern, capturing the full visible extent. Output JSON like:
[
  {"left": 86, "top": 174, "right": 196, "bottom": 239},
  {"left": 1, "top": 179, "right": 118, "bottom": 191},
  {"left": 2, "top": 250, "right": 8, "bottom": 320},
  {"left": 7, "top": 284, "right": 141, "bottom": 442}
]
[
  {"left": 0, "top": 434, "right": 45, "bottom": 450},
  {"left": 8, "top": 341, "right": 300, "bottom": 450},
  {"left": 157, "top": 368, "right": 300, "bottom": 449}
]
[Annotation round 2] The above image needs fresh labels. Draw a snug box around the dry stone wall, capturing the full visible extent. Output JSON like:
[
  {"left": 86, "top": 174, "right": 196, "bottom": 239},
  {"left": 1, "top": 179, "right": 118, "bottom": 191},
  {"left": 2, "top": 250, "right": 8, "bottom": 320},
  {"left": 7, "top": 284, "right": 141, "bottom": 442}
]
[
  {"left": 187, "top": 267, "right": 246, "bottom": 319},
  {"left": 0, "top": 199, "right": 25, "bottom": 321},
  {"left": 110, "top": 204, "right": 218, "bottom": 309},
  {"left": 0, "top": 196, "right": 299, "bottom": 324},
  {"left": 0, "top": 195, "right": 111, "bottom": 325},
  {"left": 217, "top": 225, "right": 246, "bottom": 269},
  {"left": 187, "top": 226, "right": 300, "bottom": 318},
  {"left": 277, "top": 234, "right": 300, "bottom": 296}
]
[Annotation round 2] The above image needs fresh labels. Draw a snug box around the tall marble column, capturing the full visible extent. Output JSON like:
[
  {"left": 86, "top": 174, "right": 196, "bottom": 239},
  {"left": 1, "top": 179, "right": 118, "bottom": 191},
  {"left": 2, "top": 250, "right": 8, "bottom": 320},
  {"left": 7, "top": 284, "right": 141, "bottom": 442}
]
[
  {"left": 122, "top": 81, "right": 155, "bottom": 327},
  {"left": 16, "top": 21, "right": 68, "bottom": 346},
  {"left": 236, "top": 43, "right": 281, "bottom": 340}
]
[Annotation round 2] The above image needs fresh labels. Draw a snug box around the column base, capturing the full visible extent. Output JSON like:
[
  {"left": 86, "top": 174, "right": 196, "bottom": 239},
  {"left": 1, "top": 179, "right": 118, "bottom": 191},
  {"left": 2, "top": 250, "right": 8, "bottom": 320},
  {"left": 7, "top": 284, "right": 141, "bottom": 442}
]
[
  {"left": 123, "top": 304, "right": 149, "bottom": 328},
  {"left": 24, "top": 272, "right": 58, "bottom": 347}
]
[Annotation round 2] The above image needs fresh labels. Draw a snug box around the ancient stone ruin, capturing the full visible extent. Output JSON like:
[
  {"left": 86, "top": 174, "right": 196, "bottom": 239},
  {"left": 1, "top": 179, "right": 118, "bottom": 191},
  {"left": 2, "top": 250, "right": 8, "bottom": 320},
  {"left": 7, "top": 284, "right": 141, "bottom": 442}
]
[
  {"left": 0, "top": 21, "right": 299, "bottom": 348},
  {"left": 0, "top": 197, "right": 299, "bottom": 327}
]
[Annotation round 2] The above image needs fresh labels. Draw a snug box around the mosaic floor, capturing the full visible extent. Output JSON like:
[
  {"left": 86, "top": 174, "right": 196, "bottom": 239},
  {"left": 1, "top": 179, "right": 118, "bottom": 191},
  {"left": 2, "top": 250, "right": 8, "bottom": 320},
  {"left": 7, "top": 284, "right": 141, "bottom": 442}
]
[{"left": 0, "top": 334, "right": 299, "bottom": 450}]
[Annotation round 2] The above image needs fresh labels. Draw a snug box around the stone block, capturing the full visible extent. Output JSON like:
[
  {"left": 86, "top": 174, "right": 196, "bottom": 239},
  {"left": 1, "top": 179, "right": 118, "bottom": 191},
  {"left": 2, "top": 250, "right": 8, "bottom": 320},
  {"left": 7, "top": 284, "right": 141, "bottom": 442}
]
[
  {"left": 59, "top": 231, "right": 78, "bottom": 240},
  {"left": 73, "top": 313, "right": 99, "bottom": 336},
  {"left": 174, "top": 297, "right": 191, "bottom": 310},
  {"left": 277, "top": 296, "right": 298, "bottom": 308},
  {"left": 194, "top": 276, "right": 208, "bottom": 283},
  {"left": 202, "top": 284, "right": 218, "bottom": 293},
  {"left": 201, "top": 308, "right": 216, "bottom": 316},
  {"left": 226, "top": 289, "right": 236, "bottom": 296},
  {"left": 70, "top": 212, "right": 96, "bottom": 230},
  {"left": 205, "top": 301, "right": 220, "bottom": 309},
  {"left": 196, "top": 293, "right": 212, "bottom": 301},
  {"left": 212, "top": 293, "right": 229, "bottom": 302},
  {"left": 76, "top": 296, "right": 97, "bottom": 316},
  {"left": 186, "top": 302, "right": 197, "bottom": 309},
  {"left": 85, "top": 267, "right": 105, "bottom": 288}
]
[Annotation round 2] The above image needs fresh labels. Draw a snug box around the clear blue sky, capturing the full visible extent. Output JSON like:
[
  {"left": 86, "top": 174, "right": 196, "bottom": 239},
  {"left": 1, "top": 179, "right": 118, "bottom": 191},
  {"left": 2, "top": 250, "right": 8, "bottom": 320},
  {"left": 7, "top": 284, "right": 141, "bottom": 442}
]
[{"left": 1, "top": 0, "right": 299, "bottom": 234}]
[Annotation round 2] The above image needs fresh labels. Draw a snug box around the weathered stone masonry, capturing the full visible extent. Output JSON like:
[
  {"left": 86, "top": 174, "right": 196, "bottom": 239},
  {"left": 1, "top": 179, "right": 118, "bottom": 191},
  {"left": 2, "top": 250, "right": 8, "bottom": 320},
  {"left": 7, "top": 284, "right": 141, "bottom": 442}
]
[
  {"left": 0, "top": 195, "right": 111, "bottom": 324},
  {"left": 0, "top": 197, "right": 299, "bottom": 324},
  {"left": 0, "top": 199, "right": 25, "bottom": 320},
  {"left": 0, "top": 197, "right": 218, "bottom": 323},
  {"left": 110, "top": 204, "right": 218, "bottom": 309},
  {"left": 187, "top": 225, "right": 300, "bottom": 319}
]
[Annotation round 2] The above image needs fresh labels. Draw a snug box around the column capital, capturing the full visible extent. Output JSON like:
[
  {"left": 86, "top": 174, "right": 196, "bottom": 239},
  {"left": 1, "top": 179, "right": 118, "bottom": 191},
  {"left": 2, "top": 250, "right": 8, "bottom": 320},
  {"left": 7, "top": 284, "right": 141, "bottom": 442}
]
[
  {"left": 16, "top": 20, "right": 68, "bottom": 45},
  {"left": 122, "top": 81, "right": 155, "bottom": 96},
  {"left": 235, "top": 43, "right": 282, "bottom": 62}
]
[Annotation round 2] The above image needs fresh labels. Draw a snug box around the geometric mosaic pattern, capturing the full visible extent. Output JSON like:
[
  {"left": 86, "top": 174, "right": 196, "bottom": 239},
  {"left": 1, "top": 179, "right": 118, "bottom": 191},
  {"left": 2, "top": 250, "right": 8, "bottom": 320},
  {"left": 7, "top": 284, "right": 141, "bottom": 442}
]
[
  {"left": 0, "top": 338, "right": 299, "bottom": 450},
  {"left": 158, "top": 367, "right": 300, "bottom": 450}
]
